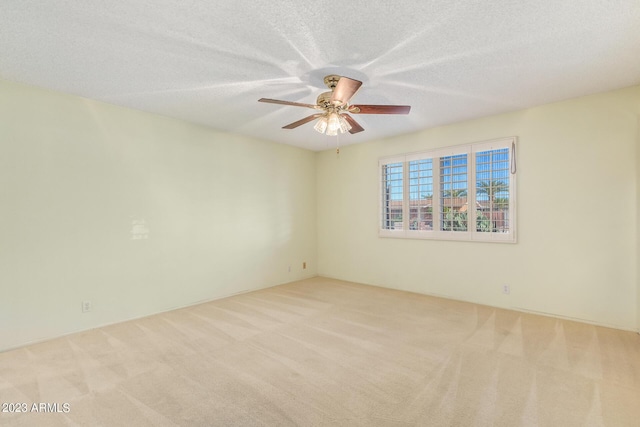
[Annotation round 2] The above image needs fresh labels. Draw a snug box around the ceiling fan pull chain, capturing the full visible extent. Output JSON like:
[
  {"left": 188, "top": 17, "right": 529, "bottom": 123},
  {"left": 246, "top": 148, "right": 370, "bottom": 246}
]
[{"left": 510, "top": 140, "right": 517, "bottom": 174}]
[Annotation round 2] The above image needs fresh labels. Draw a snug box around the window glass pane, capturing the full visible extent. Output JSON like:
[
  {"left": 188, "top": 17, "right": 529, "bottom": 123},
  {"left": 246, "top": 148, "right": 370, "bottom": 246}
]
[
  {"left": 440, "top": 154, "right": 468, "bottom": 231},
  {"left": 381, "top": 162, "right": 404, "bottom": 230},
  {"left": 409, "top": 159, "right": 433, "bottom": 230},
  {"left": 476, "top": 148, "right": 510, "bottom": 233}
]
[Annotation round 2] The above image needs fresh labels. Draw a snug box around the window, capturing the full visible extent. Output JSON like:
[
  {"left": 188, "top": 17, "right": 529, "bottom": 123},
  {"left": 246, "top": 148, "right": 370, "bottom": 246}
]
[
  {"left": 381, "top": 162, "right": 404, "bottom": 230},
  {"left": 379, "top": 137, "right": 517, "bottom": 242}
]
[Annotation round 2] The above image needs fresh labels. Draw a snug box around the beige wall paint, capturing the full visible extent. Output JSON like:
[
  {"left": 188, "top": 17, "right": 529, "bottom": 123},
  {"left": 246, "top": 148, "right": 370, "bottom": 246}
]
[
  {"left": 0, "top": 79, "right": 317, "bottom": 351},
  {"left": 637, "top": 113, "right": 640, "bottom": 333},
  {"left": 317, "top": 86, "right": 640, "bottom": 331}
]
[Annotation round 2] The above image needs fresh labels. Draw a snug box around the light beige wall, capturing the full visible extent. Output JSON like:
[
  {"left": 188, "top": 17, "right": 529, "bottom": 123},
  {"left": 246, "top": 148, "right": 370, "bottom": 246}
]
[
  {"left": 317, "top": 85, "right": 640, "bottom": 331},
  {"left": 637, "top": 113, "right": 640, "bottom": 333},
  {"left": 0, "top": 79, "right": 317, "bottom": 351}
]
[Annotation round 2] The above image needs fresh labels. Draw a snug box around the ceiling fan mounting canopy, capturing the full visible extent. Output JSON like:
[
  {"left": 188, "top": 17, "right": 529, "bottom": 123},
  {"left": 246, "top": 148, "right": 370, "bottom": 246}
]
[
  {"left": 258, "top": 74, "right": 411, "bottom": 135},
  {"left": 323, "top": 74, "right": 341, "bottom": 90}
]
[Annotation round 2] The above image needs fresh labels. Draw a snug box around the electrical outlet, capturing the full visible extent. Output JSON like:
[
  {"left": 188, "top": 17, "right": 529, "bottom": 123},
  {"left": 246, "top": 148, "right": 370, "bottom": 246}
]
[
  {"left": 502, "top": 285, "right": 510, "bottom": 295},
  {"left": 82, "top": 300, "right": 92, "bottom": 313},
  {"left": 303, "top": 262, "right": 307, "bottom": 269}
]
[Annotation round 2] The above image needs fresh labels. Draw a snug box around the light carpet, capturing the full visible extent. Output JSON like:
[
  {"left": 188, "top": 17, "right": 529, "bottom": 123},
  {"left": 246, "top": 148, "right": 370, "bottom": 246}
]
[{"left": 1, "top": 277, "right": 639, "bottom": 426}]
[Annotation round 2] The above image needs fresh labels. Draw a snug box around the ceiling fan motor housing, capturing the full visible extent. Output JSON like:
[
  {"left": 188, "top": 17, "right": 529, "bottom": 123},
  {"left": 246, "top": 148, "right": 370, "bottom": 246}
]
[
  {"left": 318, "top": 75, "right": 344, "bottom": 109},
  {"left": 316, "top": 91, "right": 335, "bottom": 109}
]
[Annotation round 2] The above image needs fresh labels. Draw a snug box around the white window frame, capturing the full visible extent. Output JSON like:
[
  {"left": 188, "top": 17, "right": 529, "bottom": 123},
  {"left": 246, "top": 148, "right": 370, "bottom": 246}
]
[{"left": 379, "top": 137, "right": 517, "bottom": 243}]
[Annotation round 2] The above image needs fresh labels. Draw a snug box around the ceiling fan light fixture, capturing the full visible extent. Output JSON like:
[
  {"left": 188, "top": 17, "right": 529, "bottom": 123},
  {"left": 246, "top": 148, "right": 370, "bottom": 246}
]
[
  {"left": 327, "top": 113, "right": 340, "bottom": 132},
  {"left": 314, "top": 112, "right": 351, "bottom": 136},
  {"left": 313, "top": 116, "right": 328, "bottom": 133},
  {"left": 338, "top": 115, "right": 352, "bottom": 133}
]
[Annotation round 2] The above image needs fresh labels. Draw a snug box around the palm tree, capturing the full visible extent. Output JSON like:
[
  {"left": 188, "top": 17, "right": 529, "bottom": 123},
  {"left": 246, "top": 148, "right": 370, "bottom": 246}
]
[
  {"left": 476, "top": 180, "right": 508, "bottom": 231},
  {"left": 441, "top": 188, "right": 468, "bottom": 198},
  {"left": 476, "top": 180, "right": 508, "bottom": 203}
]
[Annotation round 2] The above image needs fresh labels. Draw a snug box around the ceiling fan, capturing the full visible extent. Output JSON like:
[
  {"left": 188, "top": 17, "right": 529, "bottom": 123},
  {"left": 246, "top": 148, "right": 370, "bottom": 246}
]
[{"left": 258, "top": 75, "right": 411, "bottom": 136}]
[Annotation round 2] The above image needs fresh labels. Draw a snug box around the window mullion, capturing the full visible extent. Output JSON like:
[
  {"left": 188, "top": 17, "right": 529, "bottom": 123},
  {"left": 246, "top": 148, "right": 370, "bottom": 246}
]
[
  {"left": 432, "top": 157, "right": 441, "bottom": 232},
  {"left": 403, "top": 160, "right": 410, "bottom": 234},
  {"left": 470, "top": 148, "right": 477, "bottom": 237}
]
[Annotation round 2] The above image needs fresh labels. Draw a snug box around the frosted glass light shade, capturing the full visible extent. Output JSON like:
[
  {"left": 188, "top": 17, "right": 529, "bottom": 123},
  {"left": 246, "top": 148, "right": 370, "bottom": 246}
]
[
  {"left": 314, "top": 117, "right": 328, "bottom": 133},
  {"left": 339, "top": 115, "right": 351, "bottom": 133}
]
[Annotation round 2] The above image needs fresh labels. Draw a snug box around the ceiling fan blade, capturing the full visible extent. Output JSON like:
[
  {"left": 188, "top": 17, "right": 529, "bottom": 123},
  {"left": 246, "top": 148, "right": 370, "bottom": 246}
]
[
  {"left": 258, "top": 98, "right": 319, "bottom": 109},
  {"left": 350, "top": 104, "right": 411, "bottom": 114},
  {"left": 330, "top": 77, "right": 362, "bottom": 106},
  {"left": 282, "top": 114, "right": 323, "bottom": 129},
  {"left": 342, "top": 114, "right": 364, "bottom": 134}
]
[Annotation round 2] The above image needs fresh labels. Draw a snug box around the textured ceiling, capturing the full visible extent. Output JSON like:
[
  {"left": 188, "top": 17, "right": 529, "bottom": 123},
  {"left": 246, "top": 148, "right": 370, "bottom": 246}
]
[{"left": 2, "top": 1, "right": 640, "bottom": 151}]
